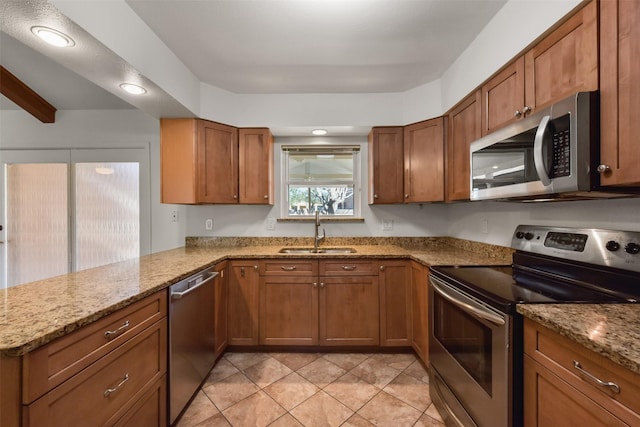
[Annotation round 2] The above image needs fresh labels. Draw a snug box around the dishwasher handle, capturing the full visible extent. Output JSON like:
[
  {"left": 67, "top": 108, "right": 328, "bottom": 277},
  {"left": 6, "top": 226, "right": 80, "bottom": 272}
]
[{"left": 171, "top": 271, "right": 218, "bottom": 301}]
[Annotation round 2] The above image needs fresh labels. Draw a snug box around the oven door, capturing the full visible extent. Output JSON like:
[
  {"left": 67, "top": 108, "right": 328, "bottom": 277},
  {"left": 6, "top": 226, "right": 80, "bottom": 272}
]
[{"left": 429, "top": 275, "right": 513, "bottom": 427}]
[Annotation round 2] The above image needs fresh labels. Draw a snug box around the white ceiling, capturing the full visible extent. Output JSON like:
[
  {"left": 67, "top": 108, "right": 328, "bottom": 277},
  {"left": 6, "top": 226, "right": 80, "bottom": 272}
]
[{"left": 0, "top": 0, "right": 507, "bottom": 115}]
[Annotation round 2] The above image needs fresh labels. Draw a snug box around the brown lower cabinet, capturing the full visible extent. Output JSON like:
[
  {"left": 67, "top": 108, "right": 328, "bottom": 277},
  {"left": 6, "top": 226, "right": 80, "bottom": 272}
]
[
  {"left": 0, "top": 291, "right": 168, "bottom": 427},
  {"left": 523, "top": 318, "right": 640, "bottom": 426},
  {"left": 257, "top": 259, "right": 380, "bottom": 347},
  {"left": 227, "top": 260, "right": 260, "bottom": 346},
  {"left": 213, "top": 261, "right": 228, "bottom": 359},
  {"left": 379, "top": 260, "right": 411, "bottom": 347},
  {"left": 411, "top": 261, "right": 429, "bottom": 364}
]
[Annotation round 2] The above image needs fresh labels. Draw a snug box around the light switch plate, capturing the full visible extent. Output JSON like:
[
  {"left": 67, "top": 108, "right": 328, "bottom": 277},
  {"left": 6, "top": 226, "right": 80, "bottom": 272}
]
[
  {"left": 205, "top": 219, "right": 213, "bottom": 230},
  {"left": 382, "top": 219, "right": 394, "bottom": 230},
  {"left": 266, "top": 218, "right": 277, "bottom": 230}
]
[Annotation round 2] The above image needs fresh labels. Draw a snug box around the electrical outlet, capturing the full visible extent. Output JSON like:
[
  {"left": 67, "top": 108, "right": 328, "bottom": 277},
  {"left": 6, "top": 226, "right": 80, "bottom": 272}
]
[
  {"left": 481, "top": 219, "right": 488, "bottom": 234},
  {"left": 382, "top": 219, "right": 394, "bottom": 231},
  {"left": 266, "top": 218, "right": 277, "bottom": 230},
  {"left": 171, "top": 211, "right": 178, "bottom": 223},
  {"left": 205, "top": 218, "right": 213, "bottom": 230}
]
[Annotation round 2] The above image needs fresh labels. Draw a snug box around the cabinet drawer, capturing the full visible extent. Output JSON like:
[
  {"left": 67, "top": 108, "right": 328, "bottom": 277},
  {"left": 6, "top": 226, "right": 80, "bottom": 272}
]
[
  {"left": 319, "top": 259, "right": 375, "bottom": 276},
  {"left": 24, "top": 319, "right": 167, "bottom": 427},
  {"left": 23, "top": 291, "right": 167, "bottom": 403},
  {"left": 524, "top": 319, "right": 640, "bottom": 419},
  {"left": 114, "top": 375, "right": 166, "bottom": 427},
  {"left": 259, "top": 259, "right": 318, "bottom": 276}
]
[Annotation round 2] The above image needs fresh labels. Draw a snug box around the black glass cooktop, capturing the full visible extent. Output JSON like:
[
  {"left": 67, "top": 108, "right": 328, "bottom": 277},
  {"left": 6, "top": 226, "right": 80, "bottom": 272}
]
[{"left": 430, "top": 264, "right": 637, "bottom": 313}]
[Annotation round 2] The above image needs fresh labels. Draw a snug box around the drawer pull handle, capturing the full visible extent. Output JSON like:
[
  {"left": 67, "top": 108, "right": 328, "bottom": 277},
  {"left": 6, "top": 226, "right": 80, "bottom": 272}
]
[
  {"left": 104, "top": 320, "right": 130, "bottom": 340},
  {"left": 281, "top": 266, "right": 297, "bottom": 271},
  {"left": 341, "top": 265, "right": 357, "bottom": 271},
  {"left": 103, "top": 373, "right": 129, "bottom": 397},
  {"left": 573, "top": 361, "right": 620, "bottom": 394}
]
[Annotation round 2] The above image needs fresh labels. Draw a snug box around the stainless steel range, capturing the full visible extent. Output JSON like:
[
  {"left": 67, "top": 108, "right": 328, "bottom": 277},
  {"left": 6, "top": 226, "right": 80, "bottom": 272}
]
[{"left": 429, "top": 225, "right": 640, "bottom": 427}]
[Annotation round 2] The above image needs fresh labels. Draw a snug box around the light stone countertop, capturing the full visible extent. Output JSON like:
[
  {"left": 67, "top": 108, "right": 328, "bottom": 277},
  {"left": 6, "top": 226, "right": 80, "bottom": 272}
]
[
  {"left": 0, "top": 237, "right": 512, "bottom": 357},
  {"left": 517, "top": 304, "right": 640, "bottom": 375}
]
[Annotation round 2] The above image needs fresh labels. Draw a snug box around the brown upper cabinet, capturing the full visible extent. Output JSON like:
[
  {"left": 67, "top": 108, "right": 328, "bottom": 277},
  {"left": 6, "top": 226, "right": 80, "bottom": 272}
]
[
  {"left": 446, "top": 90, "right": 481, "bottom": 201},
  {"left": 368, "top": 126, "right": 404, "bottom": 204},
  {"left": 368, "top": 120, "right": 444, "bottom": 205},
  {"left": 404, "top": 117, "right": 445, "bottom": 203},
  {"left": 481, "top": 0, "right": 598, "bottom": 135},
  {"left": 599, "top": 0, "right": 640, "bottom": 186},
  {"left": 160, "top": 118, "right": 273, "bottom": 204}
]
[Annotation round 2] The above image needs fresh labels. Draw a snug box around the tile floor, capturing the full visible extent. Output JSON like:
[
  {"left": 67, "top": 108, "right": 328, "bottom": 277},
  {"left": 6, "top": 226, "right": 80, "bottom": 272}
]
[{"left": 176, "top": 352, "right": 445, "bottom": 427}]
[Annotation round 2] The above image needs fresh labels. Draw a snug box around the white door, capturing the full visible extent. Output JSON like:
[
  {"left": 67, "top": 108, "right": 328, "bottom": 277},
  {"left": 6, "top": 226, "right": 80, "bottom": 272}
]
[{"left": 1, "top": 147, "right": 150, "bottom": 289}]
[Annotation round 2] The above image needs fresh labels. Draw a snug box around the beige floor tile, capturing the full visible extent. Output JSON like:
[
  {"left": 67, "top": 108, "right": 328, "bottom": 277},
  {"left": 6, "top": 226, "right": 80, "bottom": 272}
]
[
  {"left": 270, "top": 352, "right": 321, "bottom": 371},
  {"left": 202, "top": 372, "right": 260, "bottom": 410},
  {"left": 321, "top": 353, "right": 369, "bottom": 370},
  {"left": 264, "top": 372, "right": 320, "bottom": 411},
  {"left": 349, "top": 358, "right": 401, "bottom": 388},
  {"left": 267, "top": 413, "right": 304, "bottom": 427},
  {"left": 382, "top": 373, "right": 432, "bottom": 411},
  {"left": 357, "top": 391, "right": 423, "bottom": 427},
  {"left": 205, "top": 358, "right": 240, "bottom": 385},
  {"left": 223, "top": 391, "right": 286, "bottom": 427},
  {"left": 224, "top": 352, "right": 271, "bottom": 371},
  {"left": 244, "top": 357, "right": 293, "bottom": 388},
  {"left": 369, "top": 353, "right": 416, "bottom": 371},
  {"left": 296, "top": 358, "right": 347, "bottom": 388},
  {"left": 289, "top": 391, "right": 354, "bottom": 427},
  {"left": 193, "top": 412, "right": 232, "bottom": 426},
  {"left": 403, "top": 359, "right": 430, "bottom": 383},
  {"left": 323, "top": 372, "right": 380, "bottom": 412},
  {"left": 425, "top": 402, "right": 445, "bottom": 423},
  {"left": 177, "top": 390, "right": 220, "bottom": 427},
  {"left": 414, "top": 413, "right": 446, "bottom": 427},
  {"left": 341, "top": 414, "right": 376, "bottom": 427}
]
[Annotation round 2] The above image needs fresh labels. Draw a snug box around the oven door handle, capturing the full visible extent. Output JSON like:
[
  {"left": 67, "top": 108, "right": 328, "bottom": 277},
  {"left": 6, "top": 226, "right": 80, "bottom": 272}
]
[{"left": 431, "top": 277, "right": 506, "bottom": 326}]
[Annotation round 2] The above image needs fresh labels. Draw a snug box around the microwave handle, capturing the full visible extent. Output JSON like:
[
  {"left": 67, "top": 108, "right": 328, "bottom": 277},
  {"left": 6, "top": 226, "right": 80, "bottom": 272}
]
[{"left": 533, "top": 115, "right": 552, "bottom": 186}]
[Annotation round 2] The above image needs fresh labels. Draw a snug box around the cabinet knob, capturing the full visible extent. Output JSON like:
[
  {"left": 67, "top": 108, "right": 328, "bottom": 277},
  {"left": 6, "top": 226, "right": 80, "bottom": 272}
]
[
  {"left": 263, "top": 195, "right": 268, "bottom": 199},
  {"left": 313, "top": 282, "right": 318, "bottom": 288},
  {"left": 404, "top": 194, "right": 409, "bottom": 198},
  {"left": 233, "top": 194, "right": 238, "bottom": 199},
  {"left": 320, "top": 282, "right": 325, "bottom": 288},
  {"left": 597, "top": 164, "right": 611, "bottom": 174},
  {"left": 253, "top": 265, "right": 258, "bottom": 270},
  {"left": 522, "top": 106, "right": 532, "bottom": 115},
  {"left": 374, "top": 194, "right": 379, "bottom": 199},
  {"left": 379, "top": 265, "right": 385, "bottom": 271},
  {"left": 514, "top": 110, "right": 522, "bottom": 118}
]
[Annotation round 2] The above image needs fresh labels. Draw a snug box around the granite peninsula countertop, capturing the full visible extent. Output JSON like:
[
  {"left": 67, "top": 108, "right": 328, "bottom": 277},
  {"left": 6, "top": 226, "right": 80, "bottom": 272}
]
[
  {"left": 517, "top": 304, "right": 640, "bottom": 375},
  {"left": 0, "top": 237, "right": 512, "bottom": 357}
]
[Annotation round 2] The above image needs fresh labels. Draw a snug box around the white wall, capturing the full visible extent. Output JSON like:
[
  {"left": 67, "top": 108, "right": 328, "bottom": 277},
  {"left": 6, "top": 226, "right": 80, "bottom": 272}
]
[
  {"left": 0, "top": 109, "right": 185, "bottom": 253},
  {"left": 185, "top": 136, "right": 448, "bottom": 237}
]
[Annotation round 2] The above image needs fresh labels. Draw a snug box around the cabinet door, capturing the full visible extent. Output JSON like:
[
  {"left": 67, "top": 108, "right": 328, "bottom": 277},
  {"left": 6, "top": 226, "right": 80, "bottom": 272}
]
[
  {"left": 239, "top": 128, "right": 273, "bottom": 204},
  {"left": 259, "top": 276, "right": 319, "bottom": 346},
  {"left": 600, "top": 0, "right": 640, "bottom": 186},
  {"left": 411, "top": 262, "right": 428, "bottom": 364},
  {"left": 213, "top": 262, "right": 228, "bottom": 359},
  {"left": 379, "top": 260, "right": 411, "bottom": 347},
  {"left": 524, "top": 0, "right": 597, "bottom": 112},
  {"left": 523, "top": 356, "right": 627, "bottom": 427},
  {"left": 403, "top": 117, "right": 445, "bottom": 203},
  {"left": 160, "top": 118, "right": 198, "bottom": 204},
  {"left": 227, "top": 261, "right": 259, "bottom": 346},
  {"left": 319, "top": 276, "right": 379, "bottom": 346},
  {"left": 368, "top": 127, "right": 404, "bottom": 204},
  {"left": 481, "top": 57, "right": 526, "bottom": 135},
  {"left": 113, "top": 375, "right": 166, "bottom": 427},
  {"left": 446, "top": 91, "right": 481, "bottom": 201},
  {"left": 197, "top": 120, "right": 239, "bottom": 203}
]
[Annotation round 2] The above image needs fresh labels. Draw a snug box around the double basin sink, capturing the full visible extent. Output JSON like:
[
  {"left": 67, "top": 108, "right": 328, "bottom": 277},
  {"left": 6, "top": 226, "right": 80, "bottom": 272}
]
[{"left": 278, "top": 247, "right": 356, "bottom": 254}]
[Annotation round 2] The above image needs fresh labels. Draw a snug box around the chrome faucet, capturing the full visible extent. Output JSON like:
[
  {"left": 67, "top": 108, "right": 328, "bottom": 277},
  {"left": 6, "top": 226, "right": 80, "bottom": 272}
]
[{"left": 313, "top": 210, "right": 325, "bottom": 252}]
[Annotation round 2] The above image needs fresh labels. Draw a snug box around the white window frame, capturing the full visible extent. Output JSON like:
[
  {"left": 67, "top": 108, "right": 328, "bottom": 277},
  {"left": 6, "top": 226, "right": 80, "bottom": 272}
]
[{"left": 281, "top": 145, "right": 361, "bottom": 219}]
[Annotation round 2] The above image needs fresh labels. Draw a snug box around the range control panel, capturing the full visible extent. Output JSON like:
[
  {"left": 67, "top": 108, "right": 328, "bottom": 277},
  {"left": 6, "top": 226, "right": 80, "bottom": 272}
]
[{"left": 512, "top": 225, "right": 640, "bottom": 272}]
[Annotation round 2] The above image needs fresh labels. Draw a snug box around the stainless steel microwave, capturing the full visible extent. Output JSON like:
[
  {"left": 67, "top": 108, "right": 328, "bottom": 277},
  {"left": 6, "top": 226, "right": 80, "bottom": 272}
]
[{"left": 470, "top": 92, "right": 598, "bottom": 201}]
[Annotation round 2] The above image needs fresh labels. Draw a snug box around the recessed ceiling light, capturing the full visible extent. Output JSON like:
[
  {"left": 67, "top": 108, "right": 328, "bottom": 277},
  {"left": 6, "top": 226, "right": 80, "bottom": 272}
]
[
  {"left": 31, "top": 26, "right": 75, "bottom": 47},
  {"left": 119, "top": 83, "right": 147, "bottom": 95},
  {"left": 311, "top": 129, "right": 328, "bottom": 136},
  {"left": 95, "top": 167, "right": 114, "bottom": 175}
]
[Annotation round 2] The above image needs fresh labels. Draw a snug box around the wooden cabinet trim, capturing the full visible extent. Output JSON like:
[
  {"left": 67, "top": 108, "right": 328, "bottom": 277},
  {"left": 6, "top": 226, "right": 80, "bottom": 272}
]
[
  {"left": 259, "top": 259, "right": 318, "bottom": 276},
  {"left": 319, "top": 259, "right": 375, "bottom": 276}
]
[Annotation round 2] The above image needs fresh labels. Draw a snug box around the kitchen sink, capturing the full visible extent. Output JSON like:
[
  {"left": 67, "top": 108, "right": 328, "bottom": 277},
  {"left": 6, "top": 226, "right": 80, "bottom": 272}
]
[{"left": 278, "top": 247, "right": 356, "bottom": 254}]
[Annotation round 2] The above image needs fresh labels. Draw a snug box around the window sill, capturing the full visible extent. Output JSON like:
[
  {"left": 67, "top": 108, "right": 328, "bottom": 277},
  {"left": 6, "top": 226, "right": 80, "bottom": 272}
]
[{"left": 277, "top": 217, "right": 365, "bottom": 223}]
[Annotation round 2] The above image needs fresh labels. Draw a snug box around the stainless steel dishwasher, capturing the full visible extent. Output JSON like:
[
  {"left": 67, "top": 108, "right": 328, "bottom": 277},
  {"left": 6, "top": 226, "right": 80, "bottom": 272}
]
[{"left": 169, "top": 266, "right": 218, "bottom": 425}]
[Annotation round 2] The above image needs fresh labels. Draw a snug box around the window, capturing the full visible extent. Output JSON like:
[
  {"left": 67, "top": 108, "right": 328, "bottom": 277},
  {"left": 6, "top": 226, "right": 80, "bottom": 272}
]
[{"left": 282, "top": 145, "right": 360, "bottom": 218}]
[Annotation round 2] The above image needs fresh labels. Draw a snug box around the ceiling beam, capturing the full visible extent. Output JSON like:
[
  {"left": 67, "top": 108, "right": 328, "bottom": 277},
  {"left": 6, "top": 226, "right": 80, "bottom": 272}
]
[{"left": 0, "top": 66, "right": 57, "bottom": 123}]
